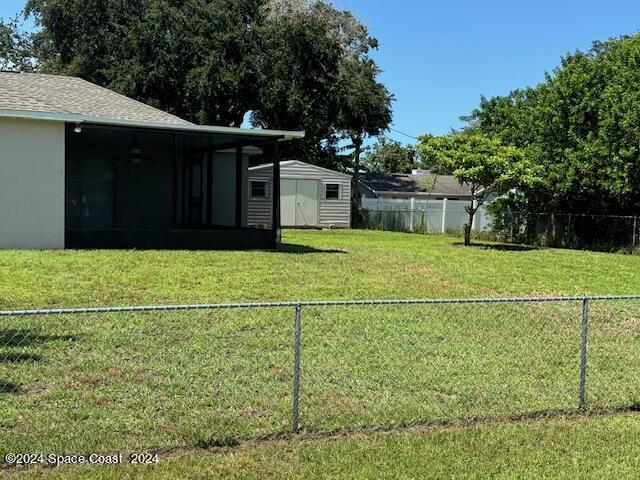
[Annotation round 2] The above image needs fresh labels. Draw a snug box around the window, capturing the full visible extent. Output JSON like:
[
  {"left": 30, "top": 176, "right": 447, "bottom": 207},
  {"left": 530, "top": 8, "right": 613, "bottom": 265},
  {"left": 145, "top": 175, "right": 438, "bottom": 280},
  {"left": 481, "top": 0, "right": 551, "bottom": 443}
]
[
  {"left": 326, "top": 184, "right": 340, "bottom": 200},
  {"left": 251, "top": 181, "right": 267, "bottom": 198}
]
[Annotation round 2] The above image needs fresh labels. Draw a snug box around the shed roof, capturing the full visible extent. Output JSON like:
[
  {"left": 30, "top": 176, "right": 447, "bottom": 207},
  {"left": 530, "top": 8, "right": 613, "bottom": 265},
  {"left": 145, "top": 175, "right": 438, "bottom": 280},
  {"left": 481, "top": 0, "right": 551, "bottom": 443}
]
[
  {"left": 250, "top": 160, "right": 352, "bottom": 178},
  {"left": 359, "top": 173, "right": 473, "bottom": 197},
  {"left": 0, "top": 72, "right": 304, "bottom": 140}
]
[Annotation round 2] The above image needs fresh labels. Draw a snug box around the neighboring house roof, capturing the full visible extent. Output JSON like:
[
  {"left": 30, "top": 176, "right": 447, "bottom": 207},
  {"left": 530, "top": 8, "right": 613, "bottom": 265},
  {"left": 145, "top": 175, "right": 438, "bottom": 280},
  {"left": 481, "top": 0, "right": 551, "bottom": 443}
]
[
  {"left": 359, "top": 173, "right": 474, "bottom": 197},
  {"left": 0, "top": 72, "right": 305, "bottom": 140},
  {"left": 249, "top": 160, "right": 352, "bottom": 179}
]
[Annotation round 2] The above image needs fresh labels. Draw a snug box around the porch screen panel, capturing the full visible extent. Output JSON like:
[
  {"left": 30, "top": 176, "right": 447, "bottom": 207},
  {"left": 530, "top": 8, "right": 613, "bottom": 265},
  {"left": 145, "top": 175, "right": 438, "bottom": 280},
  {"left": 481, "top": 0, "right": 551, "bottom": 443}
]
[
  {"left": 211, "top": 152, "right": 237, "bottom": 227},
  {"left": 81, "top": 157, "right": 115, "bottom": 229}
]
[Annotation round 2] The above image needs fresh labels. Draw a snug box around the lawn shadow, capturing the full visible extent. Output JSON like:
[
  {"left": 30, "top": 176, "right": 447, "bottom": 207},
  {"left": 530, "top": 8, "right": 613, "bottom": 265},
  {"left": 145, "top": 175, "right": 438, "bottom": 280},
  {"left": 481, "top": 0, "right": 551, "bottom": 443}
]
[
  {"left": 453, "top": 242, "right": 539, "bottom": 252},
  {"left": 193, "top": 404, "right": 640, "bottom": 451},
  {"left": 0, "top": 380, "right": 22, "bottom": 394},
  {"left": 277, "top": 244, "right": 347, "bottom": 254},
  {"left": 0, "top": 329, "right": 82, "bottom": 348},
  {"left": 0, "top": 330, "right": 81, "bottom": 396},
  {"left": 0, "top": 352, "right": 43, "bottom": 363}
]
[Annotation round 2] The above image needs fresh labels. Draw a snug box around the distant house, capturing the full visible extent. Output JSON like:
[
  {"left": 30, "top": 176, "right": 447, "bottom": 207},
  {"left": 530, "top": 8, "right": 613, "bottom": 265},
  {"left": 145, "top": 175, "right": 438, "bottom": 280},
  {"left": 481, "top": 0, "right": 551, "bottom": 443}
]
[
  {"left": 0, "top": 72, "right": 304, "bottom": 250},
  {"left": 359, "top": 171, "right": 480, "bottom": 202},
  {"left": 358, "top": 170, "right": 495, "bottom": 233},
  {"left": 248, "top": 160, "right": 351, "bottom": 229}
]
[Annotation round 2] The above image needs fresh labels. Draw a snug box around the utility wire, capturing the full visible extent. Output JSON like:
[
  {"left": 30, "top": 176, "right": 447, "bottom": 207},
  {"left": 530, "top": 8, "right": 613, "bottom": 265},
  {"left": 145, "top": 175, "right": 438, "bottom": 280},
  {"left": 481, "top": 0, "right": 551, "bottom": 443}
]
[
  {"left": 388, "top": 127, "right": 419, "bottom": 140},
  {"left": 381, "top": 132, "right": 404, "bottom": 145}
]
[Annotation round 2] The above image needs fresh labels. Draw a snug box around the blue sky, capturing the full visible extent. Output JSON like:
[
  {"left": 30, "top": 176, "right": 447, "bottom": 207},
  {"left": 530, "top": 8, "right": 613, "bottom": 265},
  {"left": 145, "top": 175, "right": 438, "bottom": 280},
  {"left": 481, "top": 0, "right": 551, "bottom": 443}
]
[
  {"left": 3, "top": 0, "right": 640, "bottom": 142},
  {"left": 336, "top": 0, "right": 640, "bottom": 142}
]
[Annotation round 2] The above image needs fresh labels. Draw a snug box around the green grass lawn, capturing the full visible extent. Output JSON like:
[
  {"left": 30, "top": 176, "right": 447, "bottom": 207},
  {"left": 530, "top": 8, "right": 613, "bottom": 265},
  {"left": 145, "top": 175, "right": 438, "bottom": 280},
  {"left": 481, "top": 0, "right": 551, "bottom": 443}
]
[
  {"left": 1, "top": 230, "right": 638, "bottom": 309},
  {"left": 1, "top": 230, "right": 640, "bottom": 478},
  {"left": 22, "top": 413, "right": 640, "bottom": 480}
]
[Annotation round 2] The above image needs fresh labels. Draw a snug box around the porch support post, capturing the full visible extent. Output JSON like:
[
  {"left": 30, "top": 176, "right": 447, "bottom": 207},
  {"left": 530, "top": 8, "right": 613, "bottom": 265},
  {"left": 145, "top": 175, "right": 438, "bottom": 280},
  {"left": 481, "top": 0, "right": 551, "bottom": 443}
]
[
  {"left": 182, "top": 149, "right": 189, "bottom": 226},
  {"left": 206, "top": 150, "right": 213, "bottom": 226},
  {"left": 172, "top": 133, "right": 178, "bottom": 228},
  {"left": 235, "top": 145, "right": 243, "bottom": 228},
  {"left": 271, "top": 141, "right": 281, "bottom": 246}
]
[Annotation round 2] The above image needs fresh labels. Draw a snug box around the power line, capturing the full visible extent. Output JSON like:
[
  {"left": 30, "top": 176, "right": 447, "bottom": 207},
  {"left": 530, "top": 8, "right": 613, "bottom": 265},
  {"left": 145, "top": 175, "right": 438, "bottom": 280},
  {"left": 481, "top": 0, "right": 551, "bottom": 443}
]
[
  {"left": 381, "top": 132, "right": 403, "bottom": 144},
  {"left": 388, "top": 127, "right": 419, "bottom": 140}
]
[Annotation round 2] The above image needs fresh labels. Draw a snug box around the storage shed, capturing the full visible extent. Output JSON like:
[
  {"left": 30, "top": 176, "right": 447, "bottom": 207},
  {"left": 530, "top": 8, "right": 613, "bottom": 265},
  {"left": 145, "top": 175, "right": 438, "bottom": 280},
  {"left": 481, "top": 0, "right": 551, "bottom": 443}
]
[{"left": 248, "top": 160, "right": 352, "bottom": 228}]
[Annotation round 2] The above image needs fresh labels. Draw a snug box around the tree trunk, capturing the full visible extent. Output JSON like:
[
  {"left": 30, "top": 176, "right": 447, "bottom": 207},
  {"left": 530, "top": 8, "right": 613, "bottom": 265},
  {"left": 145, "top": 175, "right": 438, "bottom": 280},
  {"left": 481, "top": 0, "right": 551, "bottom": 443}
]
[
  {"left": 464, "top": 202, "right": 476, "bottom": 246},
  {"left": 351, "top": 134, "right": 363, "bottom": 227},
  {"left": 544, "top": 213, "right": 557, "bottom": 246}
]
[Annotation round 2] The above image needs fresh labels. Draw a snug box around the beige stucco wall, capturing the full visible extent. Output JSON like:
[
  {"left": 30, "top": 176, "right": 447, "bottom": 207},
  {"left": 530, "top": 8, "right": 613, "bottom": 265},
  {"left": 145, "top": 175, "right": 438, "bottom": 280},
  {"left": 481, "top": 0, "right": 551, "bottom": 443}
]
[{"left": 0, "top": 118, "right": 65, "bottom": 249}]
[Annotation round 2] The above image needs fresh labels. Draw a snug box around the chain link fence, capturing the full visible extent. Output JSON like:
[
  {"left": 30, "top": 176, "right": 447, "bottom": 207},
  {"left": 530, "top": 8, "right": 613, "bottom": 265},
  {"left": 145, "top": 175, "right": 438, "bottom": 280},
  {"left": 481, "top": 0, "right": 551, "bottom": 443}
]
[
  {"left": 1, "top": 296, "right": 639, "bottom": 458},
  {"left": 359, "top": 206, "right": 640, "bottom": 253},
  {"left": 490, "top": 212, "right": 640, "bottom": 251}
]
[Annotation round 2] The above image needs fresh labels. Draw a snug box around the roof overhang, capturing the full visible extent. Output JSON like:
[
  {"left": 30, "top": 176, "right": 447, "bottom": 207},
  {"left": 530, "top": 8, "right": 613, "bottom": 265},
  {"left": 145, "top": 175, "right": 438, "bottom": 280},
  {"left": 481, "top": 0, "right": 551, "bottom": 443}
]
[{"left": 0, "top": 109, "right": 305, "bottom": 141}]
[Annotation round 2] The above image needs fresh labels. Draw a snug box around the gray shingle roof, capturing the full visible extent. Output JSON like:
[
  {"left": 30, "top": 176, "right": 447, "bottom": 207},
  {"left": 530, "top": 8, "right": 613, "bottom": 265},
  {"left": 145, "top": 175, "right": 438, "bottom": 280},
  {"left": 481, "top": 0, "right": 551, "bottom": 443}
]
[
  {"left": 0, "top": 72, "right": 191, "bottom": 125},
  {"left": 360, "top": 173, "right": 473, "bottom": 197}
]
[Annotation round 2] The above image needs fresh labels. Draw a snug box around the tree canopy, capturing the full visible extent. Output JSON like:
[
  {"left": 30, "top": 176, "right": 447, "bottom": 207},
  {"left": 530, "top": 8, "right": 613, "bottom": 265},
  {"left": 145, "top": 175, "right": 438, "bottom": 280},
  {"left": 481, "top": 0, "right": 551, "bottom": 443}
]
[
  {"left": 362, "top": 137, "right": 420, "bottom": 174},
  {"left": 418, "top": 133, "right": 535, "bottom": 245},
  {"left": 463, "top": 34, "right": 640, "bottom": 215},
  {"left": 0, "top": 16, "right": 33, "bottom": 71},
  {"left": 1, "top": 0, "right": 392, "bottom": 166}
]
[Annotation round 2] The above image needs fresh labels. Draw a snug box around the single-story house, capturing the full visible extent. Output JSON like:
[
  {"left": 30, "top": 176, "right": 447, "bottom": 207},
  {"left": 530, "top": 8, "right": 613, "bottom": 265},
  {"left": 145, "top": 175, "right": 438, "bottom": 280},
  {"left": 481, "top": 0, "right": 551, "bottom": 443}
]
[
  {"left": 359, "top": 171, "right": 480, "bottom": 202},
  {"left": 0, "top": 72, "right": 304, "bottom": 250},
  {"left": 247, "top": 160, "right": 351, "bottom": 228},
  {"left": 358, "top": 170, "right": 496, "bottom": 232}
]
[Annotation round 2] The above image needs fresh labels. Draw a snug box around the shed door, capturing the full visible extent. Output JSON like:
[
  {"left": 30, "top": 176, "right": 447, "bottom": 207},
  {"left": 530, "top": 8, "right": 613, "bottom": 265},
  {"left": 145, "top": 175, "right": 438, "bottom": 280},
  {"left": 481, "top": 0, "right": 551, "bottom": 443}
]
[
  {"left": 294, "top": 180, "right": 319, "bottom": 226},
  {"left": 280, "top": 179, "right": 319, "bottom": 226},
  {"left": 281, "top": 179, "right": 296, "bottom": 226}
]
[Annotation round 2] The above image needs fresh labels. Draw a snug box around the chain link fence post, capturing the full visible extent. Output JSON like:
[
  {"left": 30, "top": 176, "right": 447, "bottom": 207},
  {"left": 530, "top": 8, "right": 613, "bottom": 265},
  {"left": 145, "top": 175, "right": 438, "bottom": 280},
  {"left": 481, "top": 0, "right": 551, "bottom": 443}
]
[
  {"left": 292, "top": 303, "right": 302, "bottom": 433},
  {"left": 579, "top": 297, "right": 590, "bottom": 409}
]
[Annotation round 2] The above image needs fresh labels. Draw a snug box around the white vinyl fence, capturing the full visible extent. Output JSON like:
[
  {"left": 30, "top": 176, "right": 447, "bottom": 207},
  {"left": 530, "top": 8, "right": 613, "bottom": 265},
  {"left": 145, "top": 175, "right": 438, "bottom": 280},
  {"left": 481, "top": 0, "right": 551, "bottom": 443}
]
[{"left": 362, "top": 198, "right": 491, "bottom": 234}]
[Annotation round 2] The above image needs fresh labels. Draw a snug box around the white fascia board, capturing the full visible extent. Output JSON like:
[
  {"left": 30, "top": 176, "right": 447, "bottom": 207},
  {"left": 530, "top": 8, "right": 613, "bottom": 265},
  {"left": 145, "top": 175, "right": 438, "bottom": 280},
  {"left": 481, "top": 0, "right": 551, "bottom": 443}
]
[{"left": 0, "top": 109, "right": 305, "bottom": 141}]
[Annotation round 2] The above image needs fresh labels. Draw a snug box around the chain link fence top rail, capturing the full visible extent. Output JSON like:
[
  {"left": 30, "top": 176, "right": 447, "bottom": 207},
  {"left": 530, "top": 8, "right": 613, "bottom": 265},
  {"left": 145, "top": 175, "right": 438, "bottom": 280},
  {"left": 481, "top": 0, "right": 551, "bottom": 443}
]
[{"left": 0, "top": 295, "right": 639, "bottom": 457}]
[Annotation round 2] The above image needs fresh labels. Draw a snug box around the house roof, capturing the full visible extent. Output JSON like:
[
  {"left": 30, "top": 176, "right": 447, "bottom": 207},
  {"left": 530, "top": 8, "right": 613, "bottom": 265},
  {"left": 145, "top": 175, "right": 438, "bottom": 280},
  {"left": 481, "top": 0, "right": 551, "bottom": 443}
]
[
  {"left": 0, "top": 72, "right": 305, "bottom": 140},
  {"left": 0, "top": 71, "right": 190, "bottom": 125},
  {"left": 359, "top": 173, "right": 474, "bottom": 197}
]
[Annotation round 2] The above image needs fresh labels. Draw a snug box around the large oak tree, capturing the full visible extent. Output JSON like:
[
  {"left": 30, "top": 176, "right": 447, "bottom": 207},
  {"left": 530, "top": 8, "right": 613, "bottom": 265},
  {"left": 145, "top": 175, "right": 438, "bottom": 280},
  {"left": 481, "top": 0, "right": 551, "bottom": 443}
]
[{"left": 2, "top": 0, "right": 392, "bottom": 167}]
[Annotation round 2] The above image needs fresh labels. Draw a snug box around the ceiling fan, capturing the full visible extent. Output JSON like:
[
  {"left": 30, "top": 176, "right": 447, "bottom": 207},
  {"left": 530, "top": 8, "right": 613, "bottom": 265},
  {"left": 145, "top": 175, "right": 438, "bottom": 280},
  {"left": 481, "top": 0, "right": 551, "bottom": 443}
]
[{"left": 109, "top": 139, "right": 156, "bottom": 165}]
